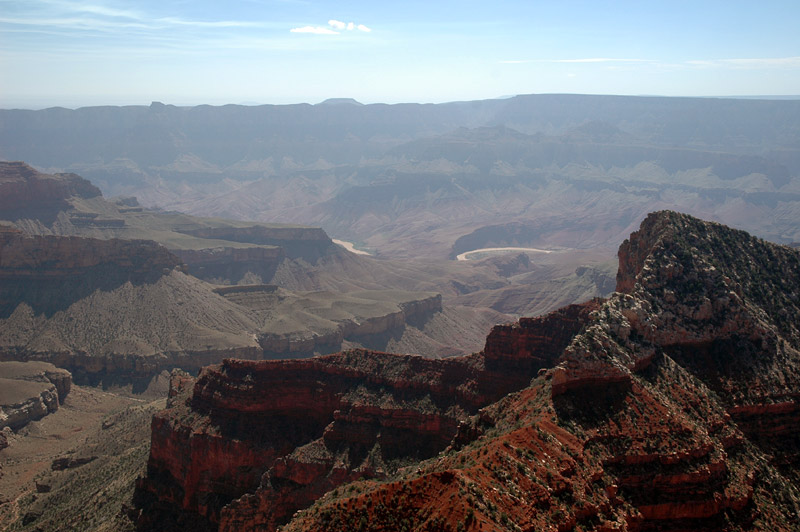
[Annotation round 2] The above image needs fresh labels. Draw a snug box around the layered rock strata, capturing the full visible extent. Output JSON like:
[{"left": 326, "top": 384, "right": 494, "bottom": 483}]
[
  {"left": 0, "top": 361, "right": 72, "bottom": 432},
  {"left": 0, "top": 161, "right": 101, "bottom": 220},
  {"left": 136, "top": 301, "right": 596, "bottom": 530},
  {"left": 0, "top": 228, "right": 183, "bottom": 318},
  {"left": 0, "top": 228, "right": 446, "bottom": 383},
  {"left": 279, "top": 211, "right": 800, "bottom": 531},
  {"left": 173, "top": 246, "right": 285, "bottom": 284},
  {"left": 135, "top": 211, "right": 800, "bottom": 532},
  {"left": 216, "top": 286, "right": 444, "bottom": 359}
]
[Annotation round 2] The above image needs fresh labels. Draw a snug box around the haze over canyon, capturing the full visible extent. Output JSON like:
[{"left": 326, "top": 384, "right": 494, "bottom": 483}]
[{"left": 1, "top": 93, "right": 799, "bottom": 531}]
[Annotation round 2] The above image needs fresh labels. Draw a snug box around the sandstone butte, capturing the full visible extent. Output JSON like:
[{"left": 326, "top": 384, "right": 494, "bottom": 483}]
[{"left": 135, "top": 211, "right": 800, "bottom": 532}]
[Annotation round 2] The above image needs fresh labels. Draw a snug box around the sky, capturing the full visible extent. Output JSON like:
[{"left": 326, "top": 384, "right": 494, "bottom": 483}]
[{"left": 1, "top": 0, "right": 799, "bottom": 108}]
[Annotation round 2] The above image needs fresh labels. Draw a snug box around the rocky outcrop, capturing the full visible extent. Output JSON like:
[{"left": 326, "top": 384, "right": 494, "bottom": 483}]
[
  {"left": 51, "top": 455, "right": 98, "bottom": 471},
  {"left": 136, "top": 301, "right": 596, "bottom": 531},
  {"left": 338, "top": 294, "right": 443, "bottom": 340},
  {"left": 0, "top": 361, "right": 72, "bottom": 432},
  {"left": 0, "top": 230, "right": 183, "bottom": 318},
  {"left": 546, "top": 212, "right": 800, "bottom": 529},
  {"left": 483, "top": 300, "right": 602, "bottom": 372},
  {"left": 272, "top": 211, "right": 800, "bottom": 532},
  {"left": 0, "top": 162, "right": 101, "bottom": 221},
  {"left": 173, "top": 246, "right": 285, "bottom": 284}
]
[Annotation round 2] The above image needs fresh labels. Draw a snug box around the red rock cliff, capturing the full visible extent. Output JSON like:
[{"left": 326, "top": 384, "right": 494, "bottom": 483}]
[
  {"left": 280, "top": 211, "right": 800, "bottom": 532},
  {"left": 136, "top": 301, "right": 597, "bottom": 531},
  {"left": 138, "top": 211, "right": 800, "bottom": 532}
]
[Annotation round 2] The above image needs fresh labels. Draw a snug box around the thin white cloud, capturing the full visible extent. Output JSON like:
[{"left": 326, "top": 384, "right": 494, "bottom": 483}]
[
  {"left": 293, "top": 19, "right": 371, "bottom": 35},
  {"left": 685, "top": 60, "right": 714, "bottom": 67},
  {"left": 64, "top": 2, "right": 142, "bottom": 20},
  {"left": 0, "top": 15, "right": 150, "bottom": 31},
  {"left": 290, "top": 25, "right": 338, "bottom": 34}
]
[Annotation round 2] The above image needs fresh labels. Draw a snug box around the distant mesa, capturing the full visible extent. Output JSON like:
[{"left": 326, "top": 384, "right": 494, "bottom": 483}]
[{"left": 316, "top": 97, "right": 363, "bottom": 106}]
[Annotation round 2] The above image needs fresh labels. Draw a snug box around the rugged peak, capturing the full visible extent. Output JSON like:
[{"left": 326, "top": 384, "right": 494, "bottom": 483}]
[
  {"left": 616, "top": 209, "right": 686, "bottom": 293},
  {"left": 135, "top": 212, "right": 800, "bottom": 531},
  {"left": 616, "top": 209, "right": 800, "bottom": 342}
]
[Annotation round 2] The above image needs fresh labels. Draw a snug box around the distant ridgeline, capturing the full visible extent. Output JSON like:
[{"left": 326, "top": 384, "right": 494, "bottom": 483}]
[
  {"left": 2, "top": 96, "right": 799, "bottom": 177},
  {"left": 4, "top": 95, "right": 799, "bottom": 259}
]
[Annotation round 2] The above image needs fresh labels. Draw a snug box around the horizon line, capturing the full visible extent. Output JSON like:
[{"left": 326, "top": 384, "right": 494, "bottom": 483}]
[{"left": 2, "top": 93, "right": 800, "bottom": 111}]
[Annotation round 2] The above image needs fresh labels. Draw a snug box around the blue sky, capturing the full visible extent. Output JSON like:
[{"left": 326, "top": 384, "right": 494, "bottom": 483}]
[{"left": 1, "top": 0, "right": 799, "bottom": 108}]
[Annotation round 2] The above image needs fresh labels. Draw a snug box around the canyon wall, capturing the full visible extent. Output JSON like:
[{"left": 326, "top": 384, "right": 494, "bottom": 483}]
[
  {"left": 0, "top": 229, "right": 183, "bottom": 318},
  {"left": 0, "top": 230, "right": 445, "bottom": 385},
  {"left": 181, "top": 211, "right": 800, "bottom": 532},
  {"left": 173, "top": 246, "right": 285, "bottom": 284},
  {"left": 135, "top": 301, "right": 596, "bottom": 530}
]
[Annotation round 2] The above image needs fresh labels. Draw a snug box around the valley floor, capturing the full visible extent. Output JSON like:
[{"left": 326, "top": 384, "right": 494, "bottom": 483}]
[{"left": 0, "top": 386, "right": 162, "bottom": 531}]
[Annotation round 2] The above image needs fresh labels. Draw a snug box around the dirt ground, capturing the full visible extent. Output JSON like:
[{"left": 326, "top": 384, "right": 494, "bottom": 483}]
[{"left": 0, "top": 385, "right": 151, "bottom": 530}]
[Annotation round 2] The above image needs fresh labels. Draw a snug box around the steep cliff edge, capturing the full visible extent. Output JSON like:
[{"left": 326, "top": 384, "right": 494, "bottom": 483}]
[
  {"left": 0, "top": 229, "right": 183, "bottom": 318},
  {"left": 135, "top": 301, "right": 597, "bottom": 530},
  {"left": 173, "top": 246, "right": 285, "bottom": 284},
  {"left": 0, "top": 162, "right": 348, "bottom": 286},
  {"left": 240, "top": 211, "right": 798, "bottom": 532},
  {"left": 0, "top": 161, "right": 101, "bottom": 224},
  {"left": 0, "top": 361, "right": 72, "bottom": 436}
]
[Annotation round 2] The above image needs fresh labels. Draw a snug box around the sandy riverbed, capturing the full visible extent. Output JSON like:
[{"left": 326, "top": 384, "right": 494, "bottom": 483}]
[
  {"left": 456, "top": 247, "right": 553, "bottom": 261},
  {"left": 333, "top": 239, "right": 372, "bottom": 256}
]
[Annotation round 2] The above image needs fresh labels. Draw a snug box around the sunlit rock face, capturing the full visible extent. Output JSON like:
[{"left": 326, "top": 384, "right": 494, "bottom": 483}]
[{"left": 137, "top": 211, "right": 800, "bottom": 532}]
